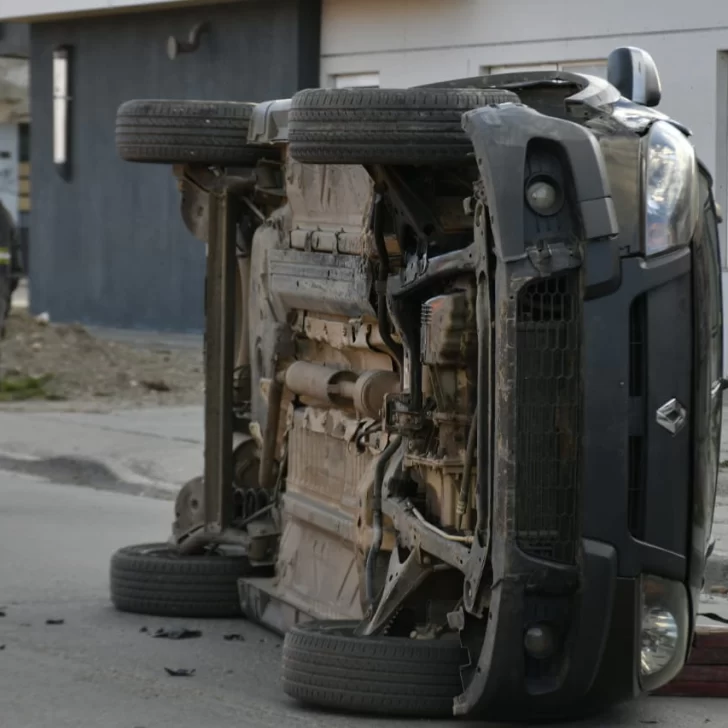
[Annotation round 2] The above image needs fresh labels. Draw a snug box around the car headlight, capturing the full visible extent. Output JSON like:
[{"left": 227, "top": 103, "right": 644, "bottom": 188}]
[
  {"left": 639, "top": 575, "right": 690, "bottom": 691},
  {"left": 643, "top": 121, "right": 699, "bottom": 257}
]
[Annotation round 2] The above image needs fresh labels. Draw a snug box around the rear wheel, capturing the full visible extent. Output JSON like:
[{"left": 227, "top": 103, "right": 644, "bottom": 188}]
[
  {"left": 116, "top": 99, "right": 270, "bottom": 166},
  {"left": 110, "top": 542, "right": 250, "bottom": 618},
  {"left": 288, "top": 87, "right": 520, "bottom": 166},
  {"left": 281, "top": 619, "right": 467, "bottom": 718}
]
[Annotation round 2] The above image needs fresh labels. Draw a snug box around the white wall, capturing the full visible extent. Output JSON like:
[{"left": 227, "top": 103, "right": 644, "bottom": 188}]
[
  {"left": 0, "top": 123, "right": 19, "bottom": 223},
  {"left": 322, "top": 0, "right": 728, "bottom": 369},
  {"left": 321, "top": 0, "right": 728, "bottom": 237}
]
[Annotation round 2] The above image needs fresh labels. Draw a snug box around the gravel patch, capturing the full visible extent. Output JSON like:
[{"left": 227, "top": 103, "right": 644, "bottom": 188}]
[{"left": 0, "top": 310, "right": 204, "bottom": 409}]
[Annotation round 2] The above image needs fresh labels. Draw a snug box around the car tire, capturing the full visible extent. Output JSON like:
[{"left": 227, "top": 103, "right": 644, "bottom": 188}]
[
  {"left": 288, "top": 87, "right": 520, "bottom": 166},
  {"left": 109, "top": 542, "right": 250, "bottom": 618},
  {"left": 115, "top": 99, "right": 270, "bottom": 166},
  {"left": 281, "top": 619, "right": 467, "bottom": 718}
]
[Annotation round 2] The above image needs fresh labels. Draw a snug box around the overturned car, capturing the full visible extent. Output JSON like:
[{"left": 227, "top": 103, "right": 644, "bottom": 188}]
[{"left": 110, "top": 47, "right": 724, "bottom": 720}]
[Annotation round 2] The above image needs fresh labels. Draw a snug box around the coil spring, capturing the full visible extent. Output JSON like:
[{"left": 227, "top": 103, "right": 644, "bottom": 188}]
[{"left": 233, "top": 487, "right": 272, "bottom": 521}]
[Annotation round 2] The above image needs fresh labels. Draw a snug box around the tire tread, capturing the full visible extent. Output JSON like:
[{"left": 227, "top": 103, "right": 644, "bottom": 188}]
[
  {"left": 281, "top": 619, "right": 466, "bottom": 717},
  {"left": 288, "top": 87, "right": 520, "bottom": 165},
  {"left": 115, "top": 99, "right": 267, "bottom": 165},
  {"left": 109, "top": 542, "right": 249, "bottom": 618}
]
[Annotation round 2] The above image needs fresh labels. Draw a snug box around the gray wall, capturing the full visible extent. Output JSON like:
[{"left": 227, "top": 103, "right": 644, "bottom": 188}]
[
  {"left": 30, "top": 0, "right": 320, "bottom": 332},
  {"left": 0, "top": 22, "right": 29, "bottom": 57}
]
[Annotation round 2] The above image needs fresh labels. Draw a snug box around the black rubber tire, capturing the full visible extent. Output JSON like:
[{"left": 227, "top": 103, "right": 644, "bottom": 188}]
[
  {"left": 109, "top": 542, "right": 250, "bottom": 618},
  {"left": 116, "top": 99, "right": 266, "bottom": 165},
  {"left": 288, "top": 87, "right": 520, "bottom": 166},
  {"left": 281, "top": 620, "right": 467, "bottom": 718}
]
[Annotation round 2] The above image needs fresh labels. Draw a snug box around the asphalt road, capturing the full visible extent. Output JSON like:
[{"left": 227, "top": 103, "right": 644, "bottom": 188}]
[{"left": 0, "top": 471, "right": 725, "bottom": 728}]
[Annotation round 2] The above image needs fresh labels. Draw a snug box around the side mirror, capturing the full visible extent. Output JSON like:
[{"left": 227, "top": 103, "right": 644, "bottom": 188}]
[{"left": 607, "top": 47, "right": 662, "bottom": 107}]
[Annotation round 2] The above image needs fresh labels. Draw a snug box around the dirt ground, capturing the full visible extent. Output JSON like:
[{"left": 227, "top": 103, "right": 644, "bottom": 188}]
[{"left": 0, "top": 310, "right": 204, "bottom": 409}]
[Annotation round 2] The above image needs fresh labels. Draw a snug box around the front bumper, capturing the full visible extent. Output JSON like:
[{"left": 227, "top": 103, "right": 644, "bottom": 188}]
[
  {"left": 458, "top": 556, "right": 643, "bottom": 719},
  {"left": 455, "top": 103, "right": 690, "bottom": 716}
]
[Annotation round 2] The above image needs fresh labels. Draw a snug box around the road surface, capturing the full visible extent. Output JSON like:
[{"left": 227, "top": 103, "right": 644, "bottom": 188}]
[{"left": 0, "top": 467, "right": 725, "bottom": 727}]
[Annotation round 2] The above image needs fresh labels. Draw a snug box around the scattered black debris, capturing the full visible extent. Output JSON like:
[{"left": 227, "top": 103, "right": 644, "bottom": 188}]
[
  {"left": 139, "top": 626, "right": 148, "bottom": 633},
  {"left": 225, "top": 669, "right": 235, "bottom": 675},
  {"left": 259, "top": 638, "right": 266, "bottom": 643},
  {"left": 275, "top": 643, "right": 281, "bottom": 649},
  {"left": 153, "top": 627, "right": 201, "bottom": 640},
  {"left": 164, "top": 667, "right": 196, "bottom": 677},
  {"left": 0, "top": 611, "right": 5, "bottom": 618},
  {"left": 223, "top": 633, "right": 245, "bottom": 642},
  {"left": 141, "top": 379, "right": 171, "bottom": 393},
  {"left": 0, "top": 645, "right": 5, "bottom": 650},
  {"left": 46, "top": 619, "right": 64, "bottom": 625}
]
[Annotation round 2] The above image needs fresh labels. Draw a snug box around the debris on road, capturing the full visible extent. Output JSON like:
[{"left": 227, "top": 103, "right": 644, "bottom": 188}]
[
  {"left": 164, "top": 667, "right": 196, "bottom": 677},
  {"left": 139, "top": 626, "right": 148, "bottom": 633},
  {"left": 223, "top": 633, "right": 245, "bottom": 642},
  {"left": 0, "top": 310, "right": 203, "bottom": 407},
  {"left": 45, "top": 619, "right": 64, "bottom": 625},
  {"left": 152, "top": 627, "right": 202, "bottom": 640},
  {"left": 0, "top": 644, "right": 5, "bottom": 650},
  {"left": 140, "top": 379, "right": 172, "bottom": 393}
]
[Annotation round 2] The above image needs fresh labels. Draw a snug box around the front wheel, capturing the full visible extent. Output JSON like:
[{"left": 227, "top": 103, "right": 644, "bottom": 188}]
[
  {"left": 288, "top": 87, "right": 520, "bottom": 166},
  {"left": 281, "top": 619, "right": 467, "bottom": 718}
]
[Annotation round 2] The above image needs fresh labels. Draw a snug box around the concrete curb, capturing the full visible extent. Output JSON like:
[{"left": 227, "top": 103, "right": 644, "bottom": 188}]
[
  {"left": 705, "top": 551, "right": 728, "bottom": 592},
  {"left": 0, "top": 449, "right": 181, "bottom": 501}
]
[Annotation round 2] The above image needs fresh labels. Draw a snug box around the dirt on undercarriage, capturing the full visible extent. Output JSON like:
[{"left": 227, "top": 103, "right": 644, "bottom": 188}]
[{"left": 0, "top": 309, "right": 204, "bottom": 410}]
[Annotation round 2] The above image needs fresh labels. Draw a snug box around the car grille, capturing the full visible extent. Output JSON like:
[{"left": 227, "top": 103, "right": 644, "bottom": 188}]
[{"left": 514, "top": 272, "right": 583, "bottom": 564}]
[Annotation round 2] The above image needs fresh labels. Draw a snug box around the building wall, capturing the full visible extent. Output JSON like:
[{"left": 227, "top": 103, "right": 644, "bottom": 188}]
[
  {"left": 0, "top": 122, "right": 18, "bottom": 221},
  {"left": 322, "top": 0, "right": 728, "bottom": 369},
  {"left": 0, "top": 0, "right": 208, "bottom": 22},
  {"left": 30, "top": 0, "right": 319, "bottom": 331},
  {"left": 0, "top": 22, "right": 29, "bottom": 56},
  {"left": 321, "top": 0, "right": 728, "bottom": 250}
]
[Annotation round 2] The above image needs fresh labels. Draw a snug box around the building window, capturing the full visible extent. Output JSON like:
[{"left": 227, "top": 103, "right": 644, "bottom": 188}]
[
  {"left": 53, "top": 46, "right": 72, "bottom": 178},
  {"left": 18, "top": 122, "right": 29, "bottom": 164},
  {"left": 483, "top": 60, "right": 607, "bottom": 79},
  {"left": 332, "top": 72, "right": 380, "bottom": 89}
]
